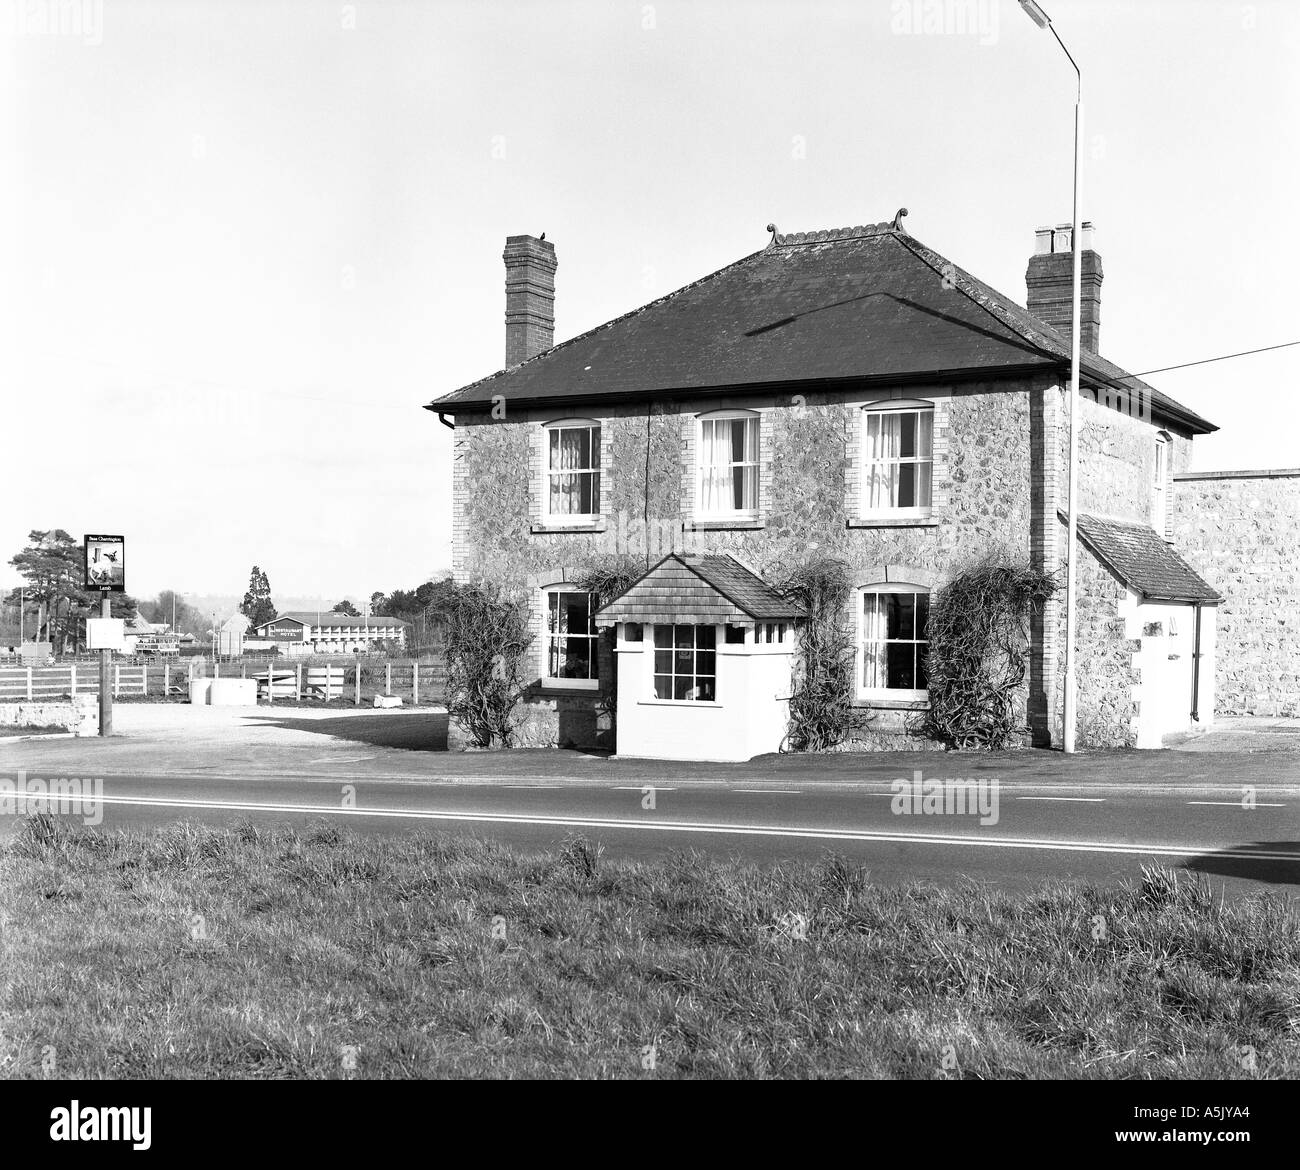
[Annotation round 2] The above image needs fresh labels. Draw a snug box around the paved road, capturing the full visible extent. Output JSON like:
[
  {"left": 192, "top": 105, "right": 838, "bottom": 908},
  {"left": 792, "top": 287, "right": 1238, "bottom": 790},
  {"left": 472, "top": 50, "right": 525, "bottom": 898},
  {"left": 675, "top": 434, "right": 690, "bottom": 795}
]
[
  {"left": 8, "top": 768, "right": 1295, "bottom": 901},
  {"left": 3, "top": 705, "right": 1297, "bottom": 900}
]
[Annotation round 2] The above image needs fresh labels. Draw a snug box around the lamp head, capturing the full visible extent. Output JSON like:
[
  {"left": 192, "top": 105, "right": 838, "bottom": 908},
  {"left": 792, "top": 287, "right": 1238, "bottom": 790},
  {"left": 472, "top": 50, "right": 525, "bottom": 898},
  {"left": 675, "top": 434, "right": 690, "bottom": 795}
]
[{"left": 1019, "top": 0, "right": 1052, "bottom": 28}]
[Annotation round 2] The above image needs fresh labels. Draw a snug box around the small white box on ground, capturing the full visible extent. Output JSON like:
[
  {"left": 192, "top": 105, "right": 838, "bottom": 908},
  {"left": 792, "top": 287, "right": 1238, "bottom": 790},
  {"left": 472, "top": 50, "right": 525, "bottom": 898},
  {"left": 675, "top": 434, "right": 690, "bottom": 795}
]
[
  {"left": 87, "top": 618, "right": 127, "bottom": 651},
  {"left": 209, "top": 679, "right": 257, "bottom": 707},
  {"left": 373, "top": 695, "right": 403, "bottom": 708}
]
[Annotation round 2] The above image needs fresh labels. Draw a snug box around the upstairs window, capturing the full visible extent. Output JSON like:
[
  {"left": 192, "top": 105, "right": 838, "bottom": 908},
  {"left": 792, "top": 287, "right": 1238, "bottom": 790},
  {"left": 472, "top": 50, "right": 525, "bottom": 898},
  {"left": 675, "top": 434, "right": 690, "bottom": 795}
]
[
  {"left": 860, "top": 584, "right": 930, "bottom": 700},
  {"left": 652, "top": 624, "right": 717, "bottom": 701},
  {"left": 1153, "top": 432, "right": 1170, "bottom": 534},
  {"left": 862, "top": 403, "right": 933, "bottom": 514},
  {"left": 545, "top": 420, "right": 601, "bottom": 521},
  {"left": 698, "top": 411, "right": 759, "bottom": 518},
  {"left": 544, "top": 588, "right": 598, "bottom": 684}
]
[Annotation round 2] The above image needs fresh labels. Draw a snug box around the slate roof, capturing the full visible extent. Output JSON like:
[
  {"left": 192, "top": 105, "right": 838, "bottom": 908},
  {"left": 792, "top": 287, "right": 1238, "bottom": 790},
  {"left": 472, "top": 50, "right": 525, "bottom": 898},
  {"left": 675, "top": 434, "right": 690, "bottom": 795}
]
[
  {"left": 1076, "top": 514, "right": 1221, "bottom": 603},
  {"left": 595, "top": 553, "right": 804, "bottom": 625},
  {"left": 428, "top": 220, "right": 1215, "bottom": 435},
  {"left": 679, "top": 555, "right": 806, "bottom": 620}
]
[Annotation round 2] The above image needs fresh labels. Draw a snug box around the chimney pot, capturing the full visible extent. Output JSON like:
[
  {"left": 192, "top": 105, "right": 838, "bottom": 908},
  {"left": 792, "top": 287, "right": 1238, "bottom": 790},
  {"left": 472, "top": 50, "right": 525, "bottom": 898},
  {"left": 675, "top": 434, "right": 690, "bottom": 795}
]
[
  {"left": 503, "top": 234, "right": 557, "bottom": 367},
  {"left": 1026, "top": 222, "right": 1103, "bottom": 353}
]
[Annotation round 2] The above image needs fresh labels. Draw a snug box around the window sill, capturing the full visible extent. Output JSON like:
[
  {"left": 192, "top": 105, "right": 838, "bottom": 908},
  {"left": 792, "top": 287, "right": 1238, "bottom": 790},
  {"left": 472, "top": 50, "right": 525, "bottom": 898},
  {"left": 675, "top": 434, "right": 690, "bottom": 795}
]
[
  {"left": 848, "top": 517, "right": 939, "bottom": 529},
  {"left": 685, "top": 518, "right": 765, "bottom": 531},
  {"left": 537, "top": 681, "right": 602, "bottom": 696},
  {"left": 638, "top": 698, "right": 723, "bottom": 708},
  {"left": 853, "top": 697, "right": 930, "bottom": 711},
  {"left": 531, "top": 520, "right": 607, "bottom": 534}
]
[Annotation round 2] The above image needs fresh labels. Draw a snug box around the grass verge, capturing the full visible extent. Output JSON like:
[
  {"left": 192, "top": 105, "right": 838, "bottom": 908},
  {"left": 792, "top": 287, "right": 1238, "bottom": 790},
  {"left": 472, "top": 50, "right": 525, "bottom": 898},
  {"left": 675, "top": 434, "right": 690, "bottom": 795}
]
[{"left": 1, "top": 816, "right": 1296, "bottom": 1079}]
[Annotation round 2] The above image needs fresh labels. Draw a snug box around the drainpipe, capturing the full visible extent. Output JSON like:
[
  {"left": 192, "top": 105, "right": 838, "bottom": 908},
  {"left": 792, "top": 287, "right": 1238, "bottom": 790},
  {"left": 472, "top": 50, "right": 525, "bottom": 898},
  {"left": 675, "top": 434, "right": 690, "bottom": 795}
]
[
  {"left": 437, "top": 412, "right": 454, "bottom": 429},
  {"left": 1190, "top": 603, "right": 1202, "bottom": 722}
]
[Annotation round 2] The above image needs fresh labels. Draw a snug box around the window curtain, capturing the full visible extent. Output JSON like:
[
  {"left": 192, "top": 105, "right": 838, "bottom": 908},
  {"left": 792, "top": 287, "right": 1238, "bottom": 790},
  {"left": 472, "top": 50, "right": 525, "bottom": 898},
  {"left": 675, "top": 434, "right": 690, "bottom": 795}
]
[
  {"left": 701, "top": 418, "right": 756, "bottom": 512},
  {"left": 866, "top": 414, "right": 901, "bottom": 509},
  {"left": 550, "top": 428, "right": 597, "bottom": 515},
  {"left": 861, "top": 594, "right": 886, "bottom": 688}
]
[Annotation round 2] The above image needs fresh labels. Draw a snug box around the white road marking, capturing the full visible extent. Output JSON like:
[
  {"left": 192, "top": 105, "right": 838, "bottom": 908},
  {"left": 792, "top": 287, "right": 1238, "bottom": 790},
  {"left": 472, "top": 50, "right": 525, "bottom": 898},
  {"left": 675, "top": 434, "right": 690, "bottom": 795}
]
[
  {"left": 1016, "top": 796, "right": 1106, "bottom": 802},
  {"left": 611, "top": 786, "right": 678, "bottom": 791},
  {"left": 1186, "top": 800, "right": 1286, "bottom": 807},
  {"left": 87, "top": 794, "right": 1300, "bottom": 863},
  {"left": 502, "top": 784, "right": 565, "bottom": 789},
  {"left": 734, "top": 789, "right": 799, "bottom": 794}
]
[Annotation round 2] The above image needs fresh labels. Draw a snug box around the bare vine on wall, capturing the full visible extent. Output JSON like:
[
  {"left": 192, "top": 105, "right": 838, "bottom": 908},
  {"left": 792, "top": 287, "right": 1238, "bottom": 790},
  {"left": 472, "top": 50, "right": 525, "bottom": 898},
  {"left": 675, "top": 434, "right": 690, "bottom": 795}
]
[
  {"left": 919, "top": 558, "right": 1057, "bottom": 750},
  {"left": 772, "top": 557, "right": 869, "bottom": 753}
]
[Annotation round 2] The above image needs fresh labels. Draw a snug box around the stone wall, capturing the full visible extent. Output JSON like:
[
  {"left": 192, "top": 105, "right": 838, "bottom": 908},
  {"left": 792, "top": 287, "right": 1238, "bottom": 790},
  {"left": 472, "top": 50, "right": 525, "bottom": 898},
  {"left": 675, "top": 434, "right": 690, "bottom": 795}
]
[
  {"left": 0, "top": 696, "right": 98, "bottom": 736},
  {"left": 1069, "top": 550, "right": 1140, "bottom": 748},
  {"left": 1171, "top": 470, "right": 1300, "bottom": 716}
]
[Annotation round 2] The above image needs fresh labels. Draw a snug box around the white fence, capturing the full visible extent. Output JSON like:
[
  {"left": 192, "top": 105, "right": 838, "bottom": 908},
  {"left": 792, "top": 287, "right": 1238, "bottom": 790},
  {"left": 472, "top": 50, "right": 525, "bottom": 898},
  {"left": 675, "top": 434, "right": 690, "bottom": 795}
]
[{"left": 0, "top": 664, "right": 148, "bottom": 700}]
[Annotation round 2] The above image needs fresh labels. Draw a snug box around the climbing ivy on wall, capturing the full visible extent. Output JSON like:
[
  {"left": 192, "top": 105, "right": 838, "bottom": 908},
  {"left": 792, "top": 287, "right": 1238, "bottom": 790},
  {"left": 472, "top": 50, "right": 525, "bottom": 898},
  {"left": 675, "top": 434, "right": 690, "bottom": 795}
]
[
  {"left": 773, "top": 557, "right": 869, "bottom": 752},
  {"left": 919, "top": 558, "right": 1057, "bottom": 750}
]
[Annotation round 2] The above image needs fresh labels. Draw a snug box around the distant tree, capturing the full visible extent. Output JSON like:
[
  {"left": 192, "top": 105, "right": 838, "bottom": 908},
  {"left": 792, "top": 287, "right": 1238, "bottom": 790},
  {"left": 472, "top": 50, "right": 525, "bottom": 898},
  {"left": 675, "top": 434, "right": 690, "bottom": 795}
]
[
  {"left": 239, "top": 566, "right": 277, "bottom": 630},
  {"left": 369, "top": 591, "right": 386, "bottom": 613},
  {"left": 141, "top": 590, "right": 205, "bottom": 637},
  {"left": 332, "top": 600, "right": 361, "bottom": 617}
]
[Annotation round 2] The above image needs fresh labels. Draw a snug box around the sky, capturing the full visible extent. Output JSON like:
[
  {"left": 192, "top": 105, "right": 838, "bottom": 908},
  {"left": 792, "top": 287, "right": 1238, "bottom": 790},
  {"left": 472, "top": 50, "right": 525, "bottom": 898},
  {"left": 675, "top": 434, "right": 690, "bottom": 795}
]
[{"left": 2, "top": 0, "right": 1297, "bottom": 607}]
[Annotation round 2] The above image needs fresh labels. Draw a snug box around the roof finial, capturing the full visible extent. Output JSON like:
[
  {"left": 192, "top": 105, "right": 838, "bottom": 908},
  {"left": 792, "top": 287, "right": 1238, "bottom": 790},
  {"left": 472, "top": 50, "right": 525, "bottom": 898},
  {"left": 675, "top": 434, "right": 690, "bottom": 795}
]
[
  {"left": 892, "top": 207, "right": 909, "bottom": 232},
  {"left": 766, "top": 222, "right": 782, "bottom": 248}
]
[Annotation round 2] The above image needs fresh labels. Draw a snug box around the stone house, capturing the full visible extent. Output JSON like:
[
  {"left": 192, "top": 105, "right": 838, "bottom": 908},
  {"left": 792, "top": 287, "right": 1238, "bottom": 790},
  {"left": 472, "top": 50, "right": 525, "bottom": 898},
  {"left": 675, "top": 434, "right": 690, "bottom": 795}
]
[{"left": 428, "top": 217, "right": 1221, "bottom": 760}]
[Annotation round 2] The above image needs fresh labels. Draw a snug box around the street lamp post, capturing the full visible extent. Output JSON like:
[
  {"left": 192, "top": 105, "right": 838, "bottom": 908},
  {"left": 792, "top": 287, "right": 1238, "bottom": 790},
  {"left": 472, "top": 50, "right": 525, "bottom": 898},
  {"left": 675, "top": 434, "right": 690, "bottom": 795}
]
[{"left": 1020, "top": 0, "right": 1083, "bottom": 754}]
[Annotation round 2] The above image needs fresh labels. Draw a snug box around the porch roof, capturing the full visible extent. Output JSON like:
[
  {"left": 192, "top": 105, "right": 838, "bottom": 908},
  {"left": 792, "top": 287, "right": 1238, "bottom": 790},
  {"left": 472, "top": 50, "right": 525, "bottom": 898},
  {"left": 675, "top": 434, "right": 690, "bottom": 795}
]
[
  {"left": 1076, "top": 513, "right": 1221, "bottom": 604},
  {"left": 595, "top": 554, "right": 805, "bottom": 627}
]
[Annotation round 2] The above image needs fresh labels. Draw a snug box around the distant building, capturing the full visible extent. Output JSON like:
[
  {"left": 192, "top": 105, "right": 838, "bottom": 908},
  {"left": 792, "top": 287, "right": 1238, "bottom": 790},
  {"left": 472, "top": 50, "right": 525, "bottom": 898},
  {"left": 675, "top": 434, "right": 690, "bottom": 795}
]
[
  {"left": 250, "top": 612, "right": 408, "bottom": 655},
  {"left": 218, "top": 614, "right": 249, "bottom": 657}
]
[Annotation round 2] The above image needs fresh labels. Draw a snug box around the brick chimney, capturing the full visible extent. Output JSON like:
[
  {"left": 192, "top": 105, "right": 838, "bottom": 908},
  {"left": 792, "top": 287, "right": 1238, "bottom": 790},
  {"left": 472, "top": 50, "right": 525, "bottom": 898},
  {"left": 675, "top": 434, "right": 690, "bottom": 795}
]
[
  {"left": 503, "top": 234, "right": 557, "bottom": 366},
  {"left": 1026, "top": 222, "right": 1103, "bottom": 353}
]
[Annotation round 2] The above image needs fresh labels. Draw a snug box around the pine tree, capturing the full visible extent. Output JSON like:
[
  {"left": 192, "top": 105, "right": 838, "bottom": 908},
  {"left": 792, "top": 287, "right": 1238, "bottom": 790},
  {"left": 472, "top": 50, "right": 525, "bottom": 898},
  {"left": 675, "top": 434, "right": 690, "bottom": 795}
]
[{"left": 240, "top": 565, "right": 277, "bottom": 629}]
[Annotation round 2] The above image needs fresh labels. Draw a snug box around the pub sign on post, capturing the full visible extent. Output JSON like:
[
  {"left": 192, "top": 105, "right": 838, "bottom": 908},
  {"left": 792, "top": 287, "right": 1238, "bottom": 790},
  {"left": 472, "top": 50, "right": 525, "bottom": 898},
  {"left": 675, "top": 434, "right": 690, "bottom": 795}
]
[{"left": 84, "top": 534, "right": 125, "bottom": 591}]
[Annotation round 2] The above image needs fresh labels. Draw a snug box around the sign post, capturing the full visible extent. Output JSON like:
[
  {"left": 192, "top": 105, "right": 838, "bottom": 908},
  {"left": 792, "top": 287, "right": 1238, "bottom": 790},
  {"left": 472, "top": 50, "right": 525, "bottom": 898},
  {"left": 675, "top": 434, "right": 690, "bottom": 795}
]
[
  {"left": 99, "top": 590, "right": 112, "bottom": 736},
  {"left": 84, "top": 534, "right": 126, "bottom": 738}
]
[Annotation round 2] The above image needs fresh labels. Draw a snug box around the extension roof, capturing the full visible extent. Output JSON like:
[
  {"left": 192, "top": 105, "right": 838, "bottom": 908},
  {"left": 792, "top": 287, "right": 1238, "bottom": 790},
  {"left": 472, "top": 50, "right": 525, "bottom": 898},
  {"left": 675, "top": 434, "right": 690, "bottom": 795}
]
[
  {"left": 428, "top": 220, "right": 1215, "bottom": 435},
  {"left": 595, "top": 553, "right": 805, "bottom": 627},
  {"left": 1076, "top": 514, "right": 1221, "bottom": 604}
]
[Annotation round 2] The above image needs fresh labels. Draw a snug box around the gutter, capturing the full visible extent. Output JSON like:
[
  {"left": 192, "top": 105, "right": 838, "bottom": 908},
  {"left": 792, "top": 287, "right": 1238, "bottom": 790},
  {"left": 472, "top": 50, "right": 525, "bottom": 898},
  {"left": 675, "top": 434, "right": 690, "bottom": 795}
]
[{"left": 1190, "top": 603, "right": 1203, "bottom": 722}]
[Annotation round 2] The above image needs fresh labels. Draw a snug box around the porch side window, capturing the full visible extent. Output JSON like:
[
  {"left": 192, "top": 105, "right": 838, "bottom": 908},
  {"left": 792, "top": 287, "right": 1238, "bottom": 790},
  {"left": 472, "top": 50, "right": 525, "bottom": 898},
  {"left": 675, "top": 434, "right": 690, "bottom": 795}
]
[
  {"left": 546, "top": 420, "right": 601, "bottom": 519},
  {"left": 545, "top": 589, "right": 598, "bottom": 683},
  {"left": 860, "top": 585, "right": 929, "bottom": 698},
  {"left": 1153, "top": 432, "right": 1170, "bottom": 534},
  {"left": 862, "top": 403, "right": 933, "bottom": 513},
  {"left": 698, "top": 411, "right": 759, "bottom": 517},
  {"left": 652, "top": 624, "right": 717, "bottom": 701}
]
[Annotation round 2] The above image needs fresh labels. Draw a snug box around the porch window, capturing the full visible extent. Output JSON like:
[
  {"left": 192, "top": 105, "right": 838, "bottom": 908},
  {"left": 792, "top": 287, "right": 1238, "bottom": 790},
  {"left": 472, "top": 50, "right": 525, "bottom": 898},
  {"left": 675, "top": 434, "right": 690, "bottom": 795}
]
[
  {"left": 860, "top": 585, "right": 930, "bottom": 700},
  {"left": 545, "top": 589, "right": 598, "bottom": 684},
  {"left": 698, "top": 411, "right": 759, "bottom": 518},
  {"left": 545, "top": 420, "right": 601, "bottom": 520},
  {"left": 862, "top": 402, "right": 933, "bottom": 514},
  {"left": 652, "top": 624, "right": 717, "bottom": 701}
]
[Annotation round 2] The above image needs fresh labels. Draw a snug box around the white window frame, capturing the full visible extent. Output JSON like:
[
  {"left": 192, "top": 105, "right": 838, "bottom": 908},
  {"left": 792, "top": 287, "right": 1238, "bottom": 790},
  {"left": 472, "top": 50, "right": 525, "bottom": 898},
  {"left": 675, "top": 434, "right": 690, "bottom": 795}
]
[
  {"left": 696, "top": 409, "right": 760, "bottom": 521},
  {"left": 543, "top": 418, "right": 602, "bottom": 525},
  {"left": 857, "top": 583, "right": 930, "bottom": 702},
  {"left": 649, "top": 623, "right": 719, "bottom": 703},
  {"left": 541, "top": 584, "right": 600, "bottom": 689},
  {"left": 1153, "top": 431, "right": 1170, "bottom": 535},
  {"left": 860, "top": 400, "right": 935, "bottom": 518}
]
